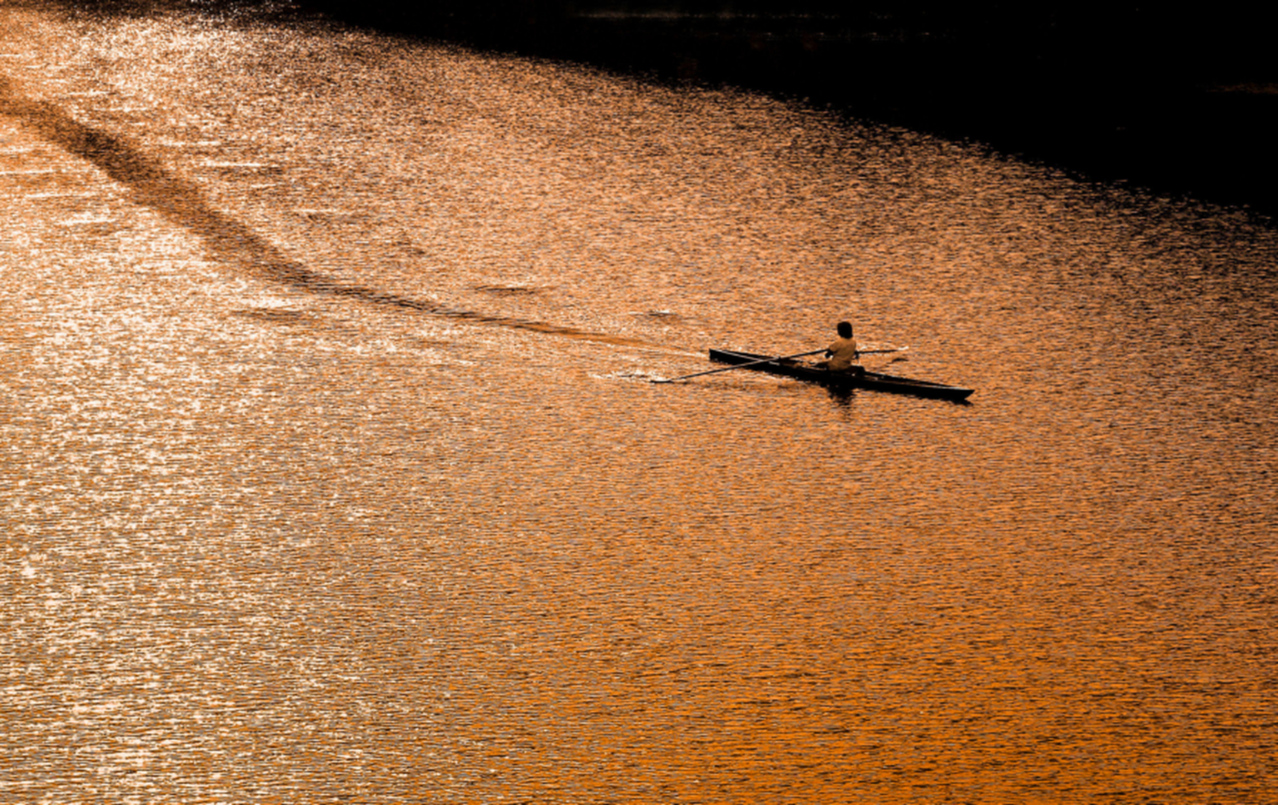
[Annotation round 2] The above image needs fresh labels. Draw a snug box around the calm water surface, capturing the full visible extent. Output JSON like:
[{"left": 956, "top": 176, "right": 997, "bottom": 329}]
[{"left": 1, "top": 4, "right": 1276, "bottom": 802}]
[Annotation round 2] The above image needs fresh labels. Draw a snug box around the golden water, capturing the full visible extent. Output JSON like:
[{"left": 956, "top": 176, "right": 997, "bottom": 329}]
[{"left": 1, "top": 3, "right": 1275, "bottom": 801}]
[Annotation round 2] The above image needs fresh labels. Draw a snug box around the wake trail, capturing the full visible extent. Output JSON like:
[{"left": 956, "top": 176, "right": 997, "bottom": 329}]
[{"left": 0, "top": 74, "right": 684, "bottom": 355}]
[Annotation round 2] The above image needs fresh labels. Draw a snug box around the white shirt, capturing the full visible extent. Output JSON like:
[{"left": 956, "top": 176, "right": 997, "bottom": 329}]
[{"left": 825, "top": 336, "right": 861, "bottom": 371}]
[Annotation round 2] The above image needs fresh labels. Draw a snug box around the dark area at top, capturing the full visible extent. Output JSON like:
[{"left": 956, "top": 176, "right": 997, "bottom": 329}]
[
  {"left": 298, "top": 1, "right": 1278, "bottom": 216},
  {"left": 68, "top": 1, "right": 1278, "bottom": 216}
]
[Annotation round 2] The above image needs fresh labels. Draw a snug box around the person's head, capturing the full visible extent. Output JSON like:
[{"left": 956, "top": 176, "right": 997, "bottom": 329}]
[{"left": 836, "top": 321, "right": 853, "bottom": 339}]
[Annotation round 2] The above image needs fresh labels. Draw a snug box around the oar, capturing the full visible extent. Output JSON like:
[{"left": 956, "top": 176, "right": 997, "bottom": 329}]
[
  {"left": 653, "top": 349, "right": 827, "bottom": 384},
  {"left": 652, "top": 346, "right": 909, "bottom": 384}
]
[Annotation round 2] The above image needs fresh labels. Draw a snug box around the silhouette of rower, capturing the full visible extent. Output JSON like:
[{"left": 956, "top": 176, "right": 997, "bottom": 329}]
[{"left": 818, "top": 321, "right": 865, "bottom": 375}]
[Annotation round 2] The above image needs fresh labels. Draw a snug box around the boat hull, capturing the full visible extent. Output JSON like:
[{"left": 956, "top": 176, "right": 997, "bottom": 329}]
[{"left": 708, "top": 349, "right": 974, "bottom": 401}]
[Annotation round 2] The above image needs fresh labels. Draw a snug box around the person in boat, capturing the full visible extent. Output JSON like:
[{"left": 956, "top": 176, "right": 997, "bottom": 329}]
[{"left": 819, "top": 321, "right": 865, "bottom": 375}]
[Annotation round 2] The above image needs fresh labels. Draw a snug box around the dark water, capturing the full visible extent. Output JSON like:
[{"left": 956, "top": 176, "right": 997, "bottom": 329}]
[
  {"left": 299, "top": 1, "right": 1278, "bottom": 217},
  {"left": 1, "top": 3, "right": 1276, "bottom": 801}
]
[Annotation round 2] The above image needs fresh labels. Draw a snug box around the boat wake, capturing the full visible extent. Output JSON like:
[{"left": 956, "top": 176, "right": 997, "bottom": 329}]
[{"left": 0, "top": 74, "right": 669, "bottom": 354}]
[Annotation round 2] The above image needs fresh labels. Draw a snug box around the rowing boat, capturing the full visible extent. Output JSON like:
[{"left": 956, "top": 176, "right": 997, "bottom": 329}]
[
  {"left": 708, "top": 349, "right": 974, "bottom": 401},
  {"left": 709, "top": 349, "right": 974, "bottom": 401}
]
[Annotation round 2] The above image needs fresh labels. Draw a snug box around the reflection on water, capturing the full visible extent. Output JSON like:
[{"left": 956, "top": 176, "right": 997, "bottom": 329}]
[{"left": 1, "top": 3, "right": 1276, "bottom": 801}]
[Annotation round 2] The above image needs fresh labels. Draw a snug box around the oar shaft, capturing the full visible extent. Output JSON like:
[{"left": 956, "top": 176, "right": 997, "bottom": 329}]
[
  {"left": 654, "top": 349, "right": 826, "bottom": 383},
  {"left": 654, "top": 346, "right": 908, "bottom": 384}
]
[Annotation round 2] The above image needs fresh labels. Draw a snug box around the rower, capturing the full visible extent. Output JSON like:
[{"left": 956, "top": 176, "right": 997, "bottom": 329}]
[{"left": 819, "top": 321, "right": 865, "bottom": 375}]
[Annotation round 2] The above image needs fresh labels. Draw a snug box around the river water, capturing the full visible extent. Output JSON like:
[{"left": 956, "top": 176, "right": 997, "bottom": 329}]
[{"left": 1, "top": 3, "right": 1275, "bottom": 802}]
